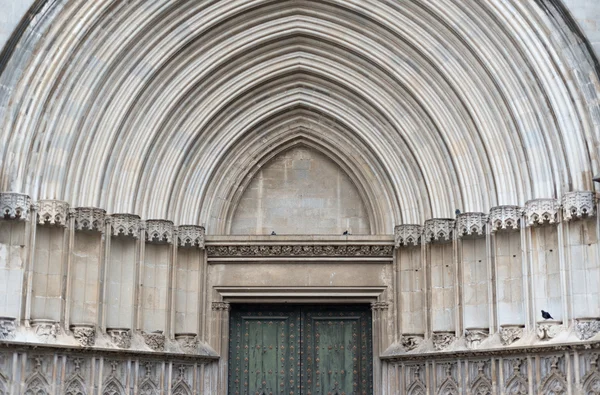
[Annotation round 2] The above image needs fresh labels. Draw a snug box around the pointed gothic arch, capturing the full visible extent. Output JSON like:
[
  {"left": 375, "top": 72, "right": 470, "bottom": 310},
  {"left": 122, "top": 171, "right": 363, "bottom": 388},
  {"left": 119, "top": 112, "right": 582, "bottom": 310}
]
[
  {"left": 24, "top": 372, "right": 49, "bottom": 395},
  {"left": 64, "top": 376, "right": 86, "bottom": 395},
  {"left": 138, "top": 378, "right": 158, "bottom": 395},
  {"left": 171, "top": 379, "right": 191, "bottom": 395},
  {"left": 102, "top": 377, "right": 125, "bottom": 395}
]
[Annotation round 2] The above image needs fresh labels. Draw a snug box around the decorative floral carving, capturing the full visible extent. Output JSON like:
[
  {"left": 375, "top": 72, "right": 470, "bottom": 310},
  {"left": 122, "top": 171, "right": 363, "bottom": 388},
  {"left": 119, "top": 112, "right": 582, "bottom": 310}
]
[
  {"left": 539, "top": 355, "right": 567, "bottom": 394},
  {"left": 582, "top": 353, "right": 600, "bottom": 395},
  {"left": 500, "top": 325, "right": 524, "bottom": 346},
  {"left": 37, "top": 200, "right": 70, "bottom": 226},
  {"left": 537, "top": 321, "right": 562, "bottom": 341},
  {"left": 575, "top": 318, "right": 600, "bottom": 341},
  {"left": 505, "top": 358, "right": 528, "bottom": 395},
  {"left": 470, "top": 361, "right": 492, "bottom": 395},
  {"left": 432, "top": 332, "right": 455, "bottom": 351},
  {"left": 563, "top": 191, "right": 596, "bottom": 221},
  {"left": 371, "top": 302, "right": 389, "bottom": 311},
  {"left": 394, "top": 225, "right": 423, "bottom": 247},
  {"left": 0, "top": 317, "right": 16, "bottom": 340},
  {"left": 145, "top": 220, "right": 174, "bottom": 244},
  {"left": 107, "top": 328, "right": 131, "bottom": 349},
  {"left": 177, "top": 225, "right": 205, "bottom": 248},
  {"left": 31, "top": 319, "right": 59, "bottom": 343},
  {"left": 437, "top": 363, "right": 459, "bottom": 394},
  {"left": 206, "top": 244, "right": 393, "bottom": 257},
  {"left": 142, "top": 332, "right": 165, "bottom": 351},
  {"left": 456, "top": 212, "right": 487, "bottom": 237},
  {"left": 423, "top": 218, "right": 454, "bottom": 243},
  {"left": 465, "top": 328, "right": 489, "bottom": 348},
  {"left": 71, "top": 325, "right": 95, "bottom": 347},
  {"left": 524, "top": 199, "right": 560, "bottom": 226},
  {"left": 406, "top": 365, "right": 426, "bottom": 395},
  {"left": 73, "top": 207, "right": 106, "bottom": 232},
  {"left": 211, "top": 302, "right": 231, "bottom": 311},
  {"left": 489, "top": 205, "right": 521, "bottom": 233},
  {"left": 175, "top": 333, "right": 198, "bottom": 353},
  {"left": 0, "top": 192, "right": 31, "bottom": 220},
  {"left": 401, "top": 335, "right": 424, "bottom": 351},
  {"left": 109, "top": 214, "right": 141, "bottom": 238}
]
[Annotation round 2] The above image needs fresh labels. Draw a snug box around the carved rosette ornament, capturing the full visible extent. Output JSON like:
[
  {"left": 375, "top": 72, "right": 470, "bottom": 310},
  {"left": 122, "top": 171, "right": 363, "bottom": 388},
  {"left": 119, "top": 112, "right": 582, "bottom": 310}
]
[
  {"left": 465, "top": 328, "right": 489, "bottom": 348},
  {"left": 31, "top": 319, "right": 59, "bottom": 343},
  {"left": 0, "top": 192, "right": 31, "bottom": 220},
  {"left": 423, "top": 218, "right": 454, "bottom": 243},
  {"left": 562, "top": 191, "right": 596, "bottom": 221},
  {"left": 489, "top": 205, "right": 521, "bottom": 233},
  {"left": 145, "top": 220, "right": 174, "bottom": 244},
  {"left": 394, "top": 224, "right": 423, "bottom": 247},
  {"left": 107, "top": 328, "right": 131, "bottom": 349},
  {"left": 37, "top": 200, "right": 70, "bottom": 226},
  {"left": 0, "top": 316, "right": 16, "bottom": 340},
  {"left": 175, "top": 333, "right": 198, "bottom": 353},
  {"left": 500, "top": 324, "right": 524, "bottom": 346},
  {"left": 70, "top": 325, "right": 95, "bottom": 347},
  {"left": 524, "top": 198, "right": 560, "bottom": 226},
  {"left": 456, "top": 213, "right": 487, "bottom": 238},
  {"left": 110, "top": 214, "right": 141, "bottom": 238},
  {"left": 575, "top": 318, "right": 600, "bottom": 341},
  {"left": 401, "top": 334, "right": 424, "bottom": 351},
  {"left": 177, "top": 225, "right": 205, "bottom": 248},
  {"left": 537, "top": 320, "right": 562, "bottom": 341},
  {"left": 73, "top": 207, "right": 106, "bottom": 232},
  {"left": 142, "top": 332, "right": 166, "bottom": 351},
  {"left": 432, "top": 332, "right": 455, "bottom": 351}
]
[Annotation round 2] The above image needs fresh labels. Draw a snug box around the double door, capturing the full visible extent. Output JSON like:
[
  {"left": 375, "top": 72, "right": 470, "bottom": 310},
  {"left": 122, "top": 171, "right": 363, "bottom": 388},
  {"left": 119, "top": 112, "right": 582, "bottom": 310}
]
[{"left": 228, "top": 304, "right": 373, "bottom": 395}]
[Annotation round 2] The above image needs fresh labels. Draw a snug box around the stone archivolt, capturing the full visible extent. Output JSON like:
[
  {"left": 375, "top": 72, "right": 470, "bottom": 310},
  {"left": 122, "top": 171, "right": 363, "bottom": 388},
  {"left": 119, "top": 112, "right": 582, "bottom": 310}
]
[{"left": 36, "top": 200, "right": 70, "bottom": 227}]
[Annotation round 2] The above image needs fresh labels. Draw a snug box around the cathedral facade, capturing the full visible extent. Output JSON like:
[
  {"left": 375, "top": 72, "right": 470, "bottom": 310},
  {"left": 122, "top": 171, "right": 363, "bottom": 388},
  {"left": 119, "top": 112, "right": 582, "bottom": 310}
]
[{"left": 1, "top": 1, "right": 600, "bottom": 394}]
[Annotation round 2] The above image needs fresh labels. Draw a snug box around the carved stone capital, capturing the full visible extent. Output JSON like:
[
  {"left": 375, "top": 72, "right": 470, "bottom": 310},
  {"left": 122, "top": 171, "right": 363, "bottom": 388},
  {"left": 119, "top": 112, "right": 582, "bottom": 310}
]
[
  {"left": 32, "top": 319, "right": 59, "bottom": 343},
  {"left": 178, "top": 225, "right": 205, "bottom": 248},
  {"left": 432, "top": 332, "right": 456, "bottom": 351},
  {"left": 394, "top": 224, "right": 422, "bottom": 247},
  {"left": 370, "top": 302, "right": 389, "bottom": 311},
  {"left": 142, "top": 332, "right": 165, "bottom": 351},
  {"left": 0, "top": 316, "right": 16, "bottom": 340},
  {"left": 575, "top": 318, "right": 600, "bottom": 341},
  {"left": 73, "top": 207, "right": 106, "bottom": 232},
  {"left": 107, "top": 328, "right": 131, "bottom": 349},
  {"left": 70, "top": 324, "right": 95, "bottom": 347},
  {"left": 423, "top": 219, "right": 454, "bottom": 243},
  {"left": 212, "top": 301, "right": 231, "bottom": 311},
  {"left": 465, "top": 328, "right": 489, "bottom": 348},
  {"left": 456, "top": 212, "right": 487, "bottom": 238},
  {"left": 524, "top": 199, "right": 560, "bottom": 226},
  {"left": 563, "top": 191, "right": 596, "bottom": 221},
  {"left": 37, "top": 200, "right": 70, "bottom": 227},
  {"left": 401, "top": 334, "right": 424, "bottom": 351},
  {"left": 145, "top": 220, "right": 174, "bottom": 244},
  {"left": 175, "top": 333, "right": 199, "bottom": 353},
  {"left": 500, "top": 324, "right": 524, "bottom": 346},
  {"left": 0, "top": 192, "right": 31, "bottom": 220},
  {"left": 489, "top": 205, "right": 521, "bottom": 233},
  {"left": 110, "top": 214, "right": 141, "bottom": 238},
  {"left": 537, "top": 321, "right": 562, "bottom": 340}
]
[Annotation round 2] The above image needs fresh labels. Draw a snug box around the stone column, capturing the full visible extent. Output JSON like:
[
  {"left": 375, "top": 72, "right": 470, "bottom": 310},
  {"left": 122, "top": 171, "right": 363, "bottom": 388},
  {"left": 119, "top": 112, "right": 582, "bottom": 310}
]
[
  {"left": 211, "top": 301, "right": 230, "bottom": 394},
  {"left": 371, "top": 301, "right": 388, "bottom": 395}
]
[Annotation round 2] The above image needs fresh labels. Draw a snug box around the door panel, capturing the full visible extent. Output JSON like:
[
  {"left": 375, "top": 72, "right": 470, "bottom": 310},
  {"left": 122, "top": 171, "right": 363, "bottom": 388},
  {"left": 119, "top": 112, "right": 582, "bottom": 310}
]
[{"left": 229, "top": 305, "right": 372, "bottom": 395}]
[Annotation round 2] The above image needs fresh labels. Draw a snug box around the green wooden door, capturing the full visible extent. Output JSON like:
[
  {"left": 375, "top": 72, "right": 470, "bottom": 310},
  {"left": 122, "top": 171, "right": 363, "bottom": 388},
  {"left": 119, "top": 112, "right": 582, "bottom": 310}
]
[{"left": 229, "top": 305, "right": 373, "bottom": 395}]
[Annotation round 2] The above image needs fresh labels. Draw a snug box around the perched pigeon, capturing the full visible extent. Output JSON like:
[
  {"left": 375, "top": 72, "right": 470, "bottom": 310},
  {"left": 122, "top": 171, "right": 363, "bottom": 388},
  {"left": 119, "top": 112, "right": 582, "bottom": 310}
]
[
  {"left": 541, "top": 310, "right": 553, "bottom": 320},
  {"left": 455, "top": 209, "right": 461, "bottom": 216},
  {"left": 343, "top": 230, "right": 349, "bottom": 235},
  {"left": 271, "top": 231, "right": 276, "bottom": 235}
]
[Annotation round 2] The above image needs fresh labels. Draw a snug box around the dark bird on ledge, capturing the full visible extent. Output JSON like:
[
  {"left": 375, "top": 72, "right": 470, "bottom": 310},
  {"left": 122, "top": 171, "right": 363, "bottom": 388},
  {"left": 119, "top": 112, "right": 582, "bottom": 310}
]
[
  {"left": 455, "top": 209, "right": 461, "bottom": 216},
  {"left": 541, "top": 310, "right": 553, "bottom": 320},
  {"left": 271, "top": 231, "right": 276, "bottom": 235},
  {"left": 343, "top": 230, "right": 349, "bottom": 235}
]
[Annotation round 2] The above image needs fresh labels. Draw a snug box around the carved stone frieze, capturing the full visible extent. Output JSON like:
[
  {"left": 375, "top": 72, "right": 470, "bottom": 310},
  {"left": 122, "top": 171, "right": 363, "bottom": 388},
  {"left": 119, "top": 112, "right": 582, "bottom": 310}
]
[
  {"left": 456, "top": 213, "right": 487, "bottom": 238},
  {"left": 394, "top": 224, "right": 423, "bottom": 247},
  {"left": 175, "top": 333, "right": 198, "bottom": 354},
  {"left": 107, "top": 328, "right": 131, "bottom": 349},
  {"left": 0, "top": 316, "right": 16, "bottom": 340},
  {"left": 73, "top": 207, "right": 106, "bottom": 232},
  {"left": 401, "top": 335, "right": 424, "bottom": 351},
  {"left": 371, "top": 302, "right": 389, "bottom": 311},
  {"left": 500, "top": 325, "right": 524, "bottom": 346},
  {"left": 432, "top": 332, "right": 455, "bottom": 351},
  {"left": 71, "top": 325, "right": 95, "bottom": 347},
  {"left": 0, "top": 192, "right": 31, "bottom": 220},
  {"left": 575, "top": 318, "right": 600, "bottom": 341},
  {"left": 109, "top": 214, "right": 141, "bottom": 238},
  {"left": 465, "top": 328, "right": 489, "bottom": 348},
  {"left": 489, "top": 205, "right": 521, "bottom": 233},
  {"left": 145, "top": 220, "right": 174, "bottom": 244},
  {"left": 211, "top": 302, "right": 231, "bottom": 311},
  {"left": 177, "top": 225, "right": 205, "bottom": 248},
  {"left": 142, "top": 332, "right": 165, "bottom": 351},
  {"left": 37, "top": 200, "right": 70, "bottom": 227},
  {"left": 537, "top": 321, "right": 562, "bottom": 341},
  {"left": 524, "top": 199, "right": 560, "bottom": 226},
  {"left": 562, "top": 191, "right": 596, "bottom": 221},
  {"left": 206, "top": 244, "right": 393, "bottom": 257},
  {"left": 32, "top": 319, "right": 59, "bottom": 343},
  {"left": 539, "top": 355, "right": 567, "bottom": 394},
  {"left": 423, "top": 218, "right": 454, "bottom": 243}
]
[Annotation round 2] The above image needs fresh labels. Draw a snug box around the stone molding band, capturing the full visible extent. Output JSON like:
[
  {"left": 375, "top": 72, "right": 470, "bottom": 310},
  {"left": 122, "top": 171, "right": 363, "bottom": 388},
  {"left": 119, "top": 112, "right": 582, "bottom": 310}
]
[{"left": 206, "top": 244, "right": 393, "bottom": 257}]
